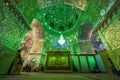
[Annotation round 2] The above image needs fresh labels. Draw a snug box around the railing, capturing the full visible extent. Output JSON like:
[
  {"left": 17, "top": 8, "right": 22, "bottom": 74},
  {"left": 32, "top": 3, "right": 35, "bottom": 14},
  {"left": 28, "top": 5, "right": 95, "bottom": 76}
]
[{"left": 72, "top": 53, "right": 105, "bottom": 72}]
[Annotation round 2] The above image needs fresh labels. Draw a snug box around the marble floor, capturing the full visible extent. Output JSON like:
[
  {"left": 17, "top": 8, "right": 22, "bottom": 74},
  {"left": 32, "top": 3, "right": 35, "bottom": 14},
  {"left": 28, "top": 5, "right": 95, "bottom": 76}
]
[{"left": 0, "top": 72, "right": 120, "bottom": 80}]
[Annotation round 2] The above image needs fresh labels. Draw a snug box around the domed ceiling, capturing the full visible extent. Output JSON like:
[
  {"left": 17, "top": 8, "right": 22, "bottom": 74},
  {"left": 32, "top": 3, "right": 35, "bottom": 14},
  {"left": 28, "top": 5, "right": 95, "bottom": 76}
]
[
  {"left": 42, "top": 4, "right": 80, "bottom": 32},
  {"left": 38, "top": 4, "right": 83, "bottom": 34},
  {"left": 14, "top": 0, "right": 116, "bottom": 27},
  {"left": 0, "top": 0, "right": 119, "bottom": 51}
]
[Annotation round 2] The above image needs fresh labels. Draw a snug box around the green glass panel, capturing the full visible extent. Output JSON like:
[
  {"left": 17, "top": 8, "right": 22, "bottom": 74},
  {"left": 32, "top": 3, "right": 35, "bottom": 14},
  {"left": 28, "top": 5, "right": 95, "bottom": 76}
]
[
  {"left": 72, "top": 56, "right": 80, "bottom": 71},
  {"left": 95, "top": 54, "right": 105, "bottom": 72},
  {"left": 39, "top": 55, "right": 45, "bottom": 66},
  {"left": 80, "top": 56, "right": 89, "bottom": 72},
  {"left": 88, "top": 56, "right": 96, "bottom": 71}
]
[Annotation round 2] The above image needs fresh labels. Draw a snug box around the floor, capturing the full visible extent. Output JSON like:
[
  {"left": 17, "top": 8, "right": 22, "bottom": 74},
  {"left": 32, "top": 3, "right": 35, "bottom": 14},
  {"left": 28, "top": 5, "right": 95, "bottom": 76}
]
[{"left": 0, "top": 72, "right": 120, "bottom": 80}]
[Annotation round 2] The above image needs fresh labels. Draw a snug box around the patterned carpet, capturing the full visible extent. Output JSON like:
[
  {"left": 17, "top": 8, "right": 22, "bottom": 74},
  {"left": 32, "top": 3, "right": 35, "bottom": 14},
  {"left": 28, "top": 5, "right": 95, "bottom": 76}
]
[{"left": 0, "top": 72, "right": 120, "bottom": 80}]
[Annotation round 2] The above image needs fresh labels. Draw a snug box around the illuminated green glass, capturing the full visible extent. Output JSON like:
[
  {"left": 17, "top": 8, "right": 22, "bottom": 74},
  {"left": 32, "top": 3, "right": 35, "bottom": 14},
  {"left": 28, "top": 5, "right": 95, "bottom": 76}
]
[
  {"left": 43, "top": 5, "right": 79, "bottom": 32},
  {"left": 38, "top": 4, "right": 82, "bottom": 34},
  {"left": 15, "top": 0, "right": 39, "bottom": 24},
  {"left": 39, "top": 55, "right": 45, "bottom": 66},
  {"left": 36, "top": 4, "right": 82, "bottom": 55},
  {"left": 80, "top": 56, "right": 89, "bottom": 72},
  {"left": 31, "top": 58, "right": 36, "bottom": 63},
  {"left": 72, "top": 56, "right": 80, "bottom": 71},
  {"left": 88, "top": 56, "right": 96, "bottom": 71},
  {"left": 0, "top": 4, "right": 29, "bottom": 52},
  {"left": 95, "top": 54, "right": 105, "bottom": 72},
  {"left": 13, "top": 0, "right": 117, "bottom": 54}
]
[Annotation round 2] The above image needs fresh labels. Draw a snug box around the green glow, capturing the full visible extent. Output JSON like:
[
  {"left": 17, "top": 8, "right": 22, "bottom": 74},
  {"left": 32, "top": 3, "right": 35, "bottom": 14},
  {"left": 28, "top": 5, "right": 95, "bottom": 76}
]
[
  {"left": 58, "top": 35, "right": 65, "bottom": 45},
  {"left": 37, "top": 4, "right": 82, "bottom": 35},
  {"left": 80, "top": 56, "right": 89, "bottom": 72},
  {"left": 15, "top": 0, "right": 39, "bottom": 24},
  {"left": 31, "top": 58, "right": 36, "bottom": 63},
  {"left": 88, "top": 56, "right": 96, "bottom": 71},
  {"left": 72, "top": 56, "right": 80, "bottom": 71},
  {"left": 39, "top": 4, "right": 81, "bottom": 55},
  {"left": 0, "top": 4, "right": 29, "bottom": 52},
  {"left": 14, "top": 0, "right": 117, "bottom": 54},
  {"left": 0, "top": 2, "right": 30, "bottom": 74},
  {"left": 43, "top": 5, "right": 79, "bottom": 32},
  {"left": 0, "top": 0, "right": 118, "bottom": 73},
  {"left": 15, "top": 0, "right": 116, "bottom": 27},
  {"left": 47, "top": 54, "right": 69, "bottom": 67}
]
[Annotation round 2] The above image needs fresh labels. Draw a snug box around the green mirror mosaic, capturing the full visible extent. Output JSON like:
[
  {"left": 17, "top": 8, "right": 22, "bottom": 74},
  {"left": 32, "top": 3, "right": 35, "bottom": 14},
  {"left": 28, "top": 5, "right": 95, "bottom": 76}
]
[
  {"left": 39, "top": 4, "right": 82, "bottom": 34},
  {"left": 43, "top": 4, "right": 80, "bottom": 32}
]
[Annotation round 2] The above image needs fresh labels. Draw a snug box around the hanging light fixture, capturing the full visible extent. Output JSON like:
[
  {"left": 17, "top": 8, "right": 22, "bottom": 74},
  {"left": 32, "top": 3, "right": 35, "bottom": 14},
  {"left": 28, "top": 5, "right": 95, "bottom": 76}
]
[{"left": 58, "top": 35, "right": 65, "bottom": 45}]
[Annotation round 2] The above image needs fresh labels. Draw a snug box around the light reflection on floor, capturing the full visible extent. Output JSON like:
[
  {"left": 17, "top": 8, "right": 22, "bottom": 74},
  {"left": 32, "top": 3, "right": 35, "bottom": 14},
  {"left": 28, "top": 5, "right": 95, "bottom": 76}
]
[{"left": 0, "top": 72, "right": 120, "bottom": 80}]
